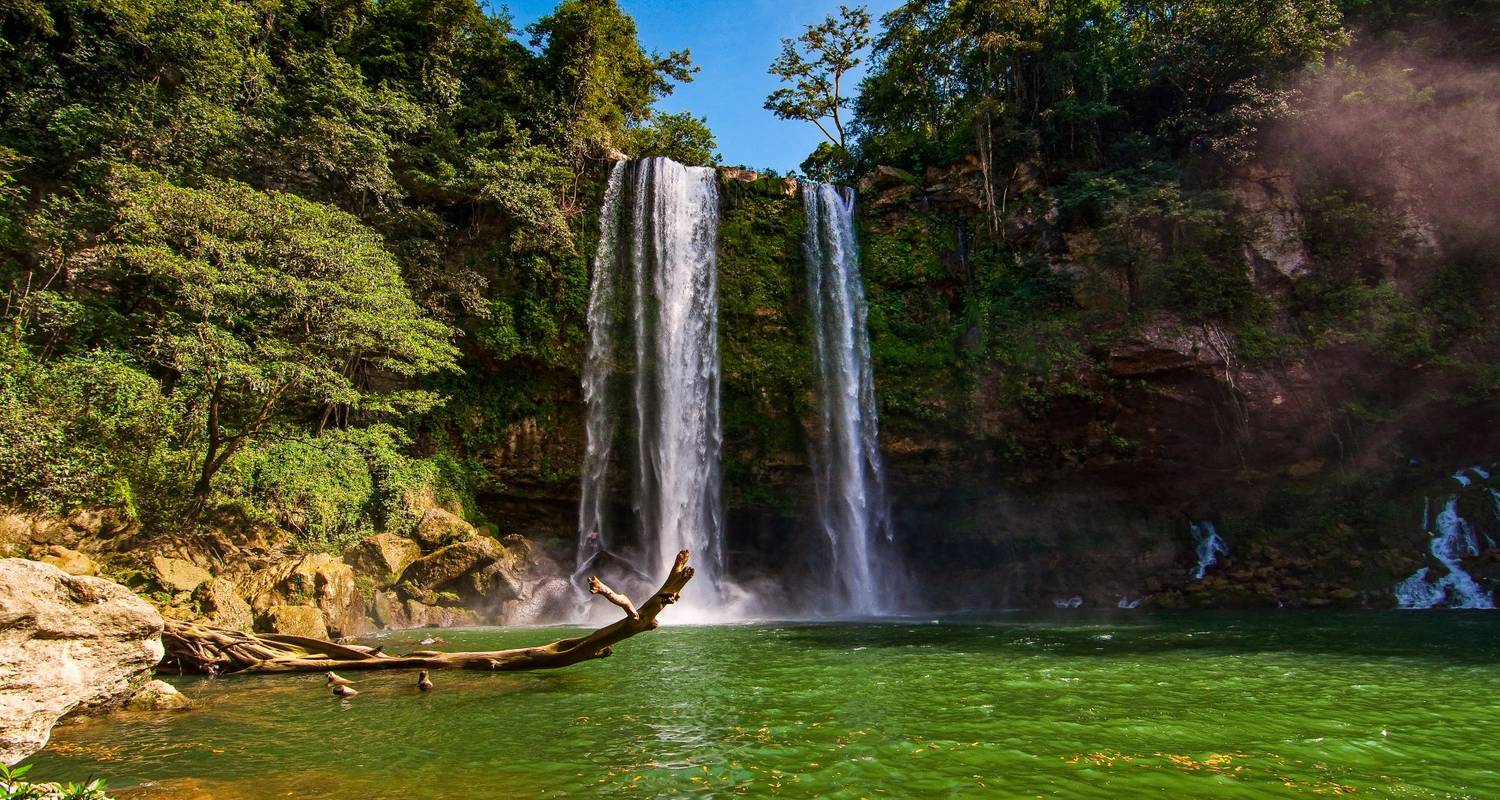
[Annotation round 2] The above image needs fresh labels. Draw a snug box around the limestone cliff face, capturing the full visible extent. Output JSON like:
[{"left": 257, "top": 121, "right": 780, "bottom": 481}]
[{"left": 457, "top": 161, "right": 1500, "bottom": 610}]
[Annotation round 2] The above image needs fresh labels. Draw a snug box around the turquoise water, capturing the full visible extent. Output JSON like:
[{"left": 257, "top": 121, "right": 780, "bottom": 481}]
[{"left": 25, "top": 612, "right": 1500, "bottom": 798}]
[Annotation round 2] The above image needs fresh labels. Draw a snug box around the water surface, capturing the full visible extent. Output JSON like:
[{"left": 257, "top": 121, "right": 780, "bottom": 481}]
[{"left": 27, "top": 612, "right": 1500, "bottom": 798}]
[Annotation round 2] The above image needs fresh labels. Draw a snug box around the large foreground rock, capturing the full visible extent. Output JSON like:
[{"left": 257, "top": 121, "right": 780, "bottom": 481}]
[{"left": 0, "top": 559, "right": 163, "bottom": 764}]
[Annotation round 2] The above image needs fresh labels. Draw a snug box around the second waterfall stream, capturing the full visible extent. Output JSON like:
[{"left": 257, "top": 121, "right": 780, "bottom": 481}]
[
  {"left": 574, "top": 158, "right": 897, "bottom": 619},
  {"left": 803, "top": 183, "right": 895, "bottom": 615}
]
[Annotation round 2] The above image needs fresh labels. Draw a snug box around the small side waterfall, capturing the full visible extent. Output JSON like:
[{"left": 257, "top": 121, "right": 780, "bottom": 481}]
[
  {"left": 1190, "top": 521, "right": 1229, "bottom": 580},
  {"left": 576, "top": 158, "right": 725, "bottom": 611},
  {"left": 1395, "top": 481, "right": 1496, "bottom": 610},
  {"left": 802, "top": 183, "right": 893, "bottom": 615}
]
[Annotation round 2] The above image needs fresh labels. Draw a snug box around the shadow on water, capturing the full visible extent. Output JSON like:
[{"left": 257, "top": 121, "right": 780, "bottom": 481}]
[{"left": 753, "top": 610, "right": 1500, "bottom": 664}]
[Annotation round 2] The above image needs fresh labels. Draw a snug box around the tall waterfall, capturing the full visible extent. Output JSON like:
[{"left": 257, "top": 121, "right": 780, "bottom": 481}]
[
  {"left": 803, "top": 183, "right": 893, "bottom": 615},
  {"left": 576, "top": 158, "right": 724, "bottom": 610}
]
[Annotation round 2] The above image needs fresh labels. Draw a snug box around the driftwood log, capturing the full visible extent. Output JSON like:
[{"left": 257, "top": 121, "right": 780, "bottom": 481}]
[{"left": 161, "top": 550, "right": 695, "bottom": 674}]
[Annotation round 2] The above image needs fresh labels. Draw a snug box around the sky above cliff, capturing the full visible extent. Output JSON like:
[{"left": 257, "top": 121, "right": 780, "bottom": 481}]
[{"left": 501, "top": 0, "right": 905, "bottom": 173}]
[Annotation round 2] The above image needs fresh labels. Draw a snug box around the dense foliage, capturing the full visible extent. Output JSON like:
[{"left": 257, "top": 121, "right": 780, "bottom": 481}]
[
  {"left": 832, "top": 0, "right": 1500, "bottom": 464},
  {"left": 2, "top": 0, "right": 1496, "bottom": 558},
  {"left": 0, "top": 0, "right": 709, "bottom": 546}
]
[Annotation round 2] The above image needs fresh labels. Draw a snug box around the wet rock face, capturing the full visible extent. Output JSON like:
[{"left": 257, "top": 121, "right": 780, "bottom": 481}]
[{"left": 0, "top": 559, "right": 164, "bottom": 765}]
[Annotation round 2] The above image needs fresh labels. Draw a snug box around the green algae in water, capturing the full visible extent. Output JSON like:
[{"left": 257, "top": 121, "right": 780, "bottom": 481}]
[{"left": 25, "top": 612, "right": 1500, "bottom": 798}]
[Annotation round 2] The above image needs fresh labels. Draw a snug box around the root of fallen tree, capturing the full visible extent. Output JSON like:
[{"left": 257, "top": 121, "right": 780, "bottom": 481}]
[{"left": 161, "top": 550, "right": 695, "bottom": 674}]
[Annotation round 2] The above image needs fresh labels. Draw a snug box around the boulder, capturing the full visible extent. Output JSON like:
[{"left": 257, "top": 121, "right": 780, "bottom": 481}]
[
  {"left": 461, "top": 561, "right": 525, "bottom": 604},
  {"left": 403, "top": 600, "right": 477, "bottom": 629},
  {"left": 126, "top": 679, "right": 191, "bottom": 712},
  {"left": 502, "top": 577, "right": 579, "bottom": 625},
  {"left": 370, "top": 591, "right": 410, "bottom": 629},
  {"left": 399, "top": 537, "right": 502, "bottom": 597},
  {"left": 195, "top": 578, "right": 253, "bottom": 632},
  {"left": 38, "top": 545, "right": 96, "bottom": 577},
  {"left": 0, "top": 515, "right": 32, "bottom": 553},
  {"left": 343, "top": 533, "right": 422, "bottom": 585},
  {"left": 260, "top": 605, "right": 329, "bottom": 639},
  {"left": 248, "top": 554, "right": 370, "bottom": 639},
  {"left": 0, "top": 559, "right": 163, "bottom": 764},
  {"left": 412, "top": 508, "right": 477, "bottom": 549},
  {"left": 152, "top": 556, "right": 212, "bottom": 593},
  {"left": 857, "top": 164, "right": 917, "bottom": 194}
]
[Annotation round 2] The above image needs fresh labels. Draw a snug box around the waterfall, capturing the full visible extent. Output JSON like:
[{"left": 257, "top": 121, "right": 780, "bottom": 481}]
[
  {"left": 575, "top": 158, "right": 725, "bottom": 611},
  {"left": 1395, "top": 492, "right": 1495, "bottom": 610},
  {"left": 803, "top": 183, "right": 893, "bottom": 615},
  {"left": 1190, "top": 521, "right": 1229, "bottom": 580}
]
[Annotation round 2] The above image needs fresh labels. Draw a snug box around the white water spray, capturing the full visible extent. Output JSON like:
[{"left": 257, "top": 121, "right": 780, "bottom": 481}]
[
  {"left": 803, "top": 183, "right": 894, "bottom": 615},
  {"left": 576, "top": 158, "right": 725, "bottom": 613}
]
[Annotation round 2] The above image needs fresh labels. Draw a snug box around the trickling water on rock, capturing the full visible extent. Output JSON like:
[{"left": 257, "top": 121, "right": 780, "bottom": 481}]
[
  {"left": 1395, "top": 472, "right": 1496, "bottom": 609},
  {"left": 802, "top": 183, "right": 896, "bottom": 615},
  {"left": 1190, "top": 521, "right": 1229, "bottom": 580},
  {"left": 576, "top": 158, "right": 725, "bottom": 614}
]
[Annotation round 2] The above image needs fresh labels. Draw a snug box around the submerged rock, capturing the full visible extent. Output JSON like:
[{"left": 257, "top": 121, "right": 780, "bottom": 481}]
[
  {"left": 0, "top": 559, "right": 163, "bottom": 764},
  {"left": 126, "top": 679, "right": 191, "bottom": 712}
]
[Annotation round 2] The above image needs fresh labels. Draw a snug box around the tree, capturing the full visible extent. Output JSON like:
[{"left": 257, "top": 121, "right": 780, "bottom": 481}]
[
  {"left": 764, "top": 4, "right": 872, "bottom": 149},
  {"left": 86, "top": 167, "right": 459, "bottom": 508},
  {"left": 529, "top": 0, "right": 697, "bottom": 157},
  {"left": 622, "top": 110, "right": 720, "bottom": 166}
]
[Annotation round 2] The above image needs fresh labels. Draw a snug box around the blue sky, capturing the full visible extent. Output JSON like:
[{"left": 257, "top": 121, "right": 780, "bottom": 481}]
[{"left": 498, "top": 0, "right": 906, "bottom": 173}]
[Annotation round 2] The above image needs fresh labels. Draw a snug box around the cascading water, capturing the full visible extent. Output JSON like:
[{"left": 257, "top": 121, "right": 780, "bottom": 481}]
[
  {"left": 802, "top": 183, "right": 894, "bottom": 616},
  {"left": 1395, "top": 467, "right": 1497, "bottom": 609},
  {"left": 575, "top": 157, "right": 725, "bottom": 613},
  {"left": 1190, "top": 521, "right": 1229, "bottom": 580}
]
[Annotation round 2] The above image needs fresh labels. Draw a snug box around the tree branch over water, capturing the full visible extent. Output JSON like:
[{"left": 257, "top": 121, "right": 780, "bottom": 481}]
[{"left": 162, "top": 551, "right": 695, "bottom": 674}]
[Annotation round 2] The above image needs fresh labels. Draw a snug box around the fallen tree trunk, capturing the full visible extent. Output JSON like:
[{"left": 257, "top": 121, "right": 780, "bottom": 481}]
[{"left": 161, "top": 550, "right": 695, "bottom": 674}]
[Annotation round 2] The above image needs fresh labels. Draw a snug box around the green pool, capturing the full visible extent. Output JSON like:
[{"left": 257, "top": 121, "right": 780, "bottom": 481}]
[{"left": 24, "top": 612, "right": 1500, "bottom": 798}]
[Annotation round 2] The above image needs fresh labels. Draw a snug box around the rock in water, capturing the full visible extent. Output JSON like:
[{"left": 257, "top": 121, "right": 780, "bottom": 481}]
[
  {"left": 0, "top": 558, "right": 164, "bottom": 764},
  {"left": 126, "top": 679, "right": 191, "bottom": 712}
]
